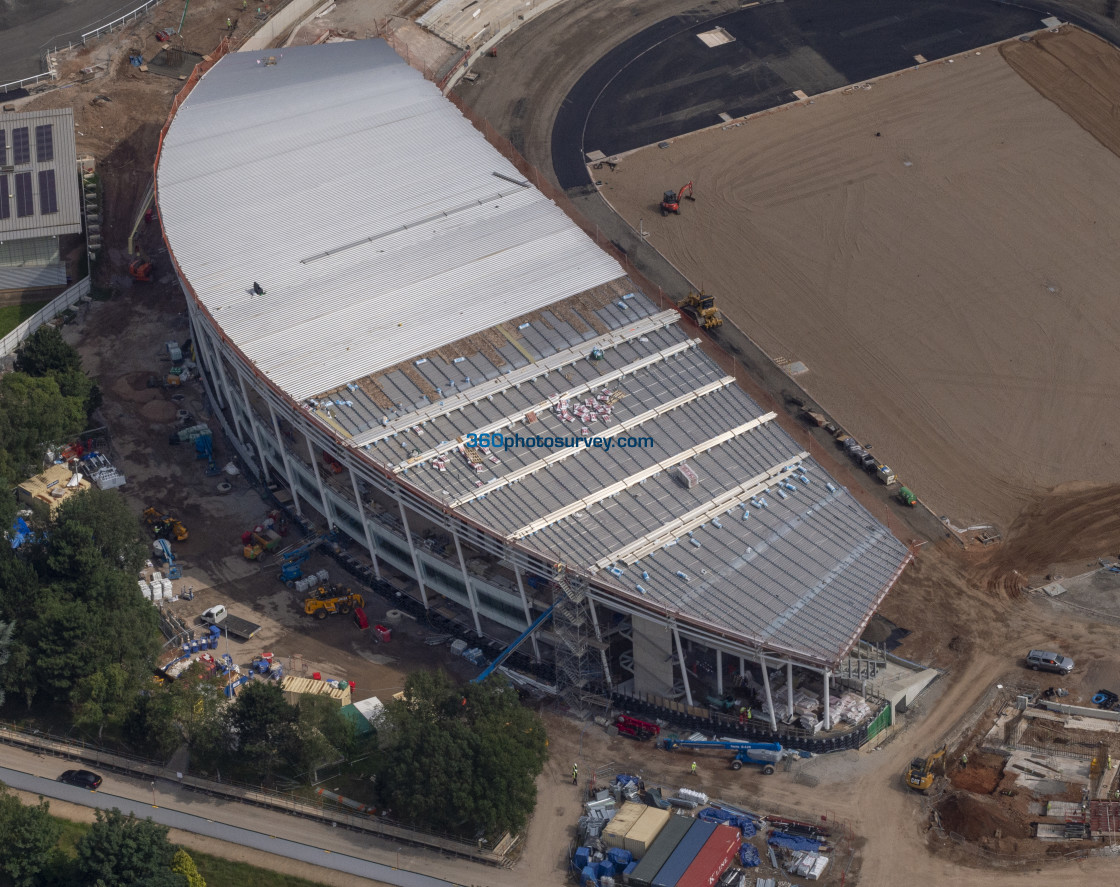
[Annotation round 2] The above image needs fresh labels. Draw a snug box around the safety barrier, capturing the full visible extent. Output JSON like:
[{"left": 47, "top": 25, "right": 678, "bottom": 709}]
[
  {"left": 81, "top": 0, "right": 166, "bottom": 44},
  {"left": 0, "top": 277, "right": 90, "bottom": 358}
]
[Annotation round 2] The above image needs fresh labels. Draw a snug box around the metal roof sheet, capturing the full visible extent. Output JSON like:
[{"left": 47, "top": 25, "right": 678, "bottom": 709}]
[
  {"left": 156, "top": 40, "right": 621, "bottom": 400},
  {"left": 0, "top": 107, "right": 82, "bottom": 239}
]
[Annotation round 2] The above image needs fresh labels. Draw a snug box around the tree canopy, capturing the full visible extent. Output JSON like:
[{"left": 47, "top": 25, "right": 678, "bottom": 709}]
[
  {"left": 0, "top": 489, "right": 159, "bottom": 713},
  {"left": 0, "top": 784, "right": 62, "bottom": 887},
  {"left": 73, "top": 808, "right": 185, "bottom": 887},
  {"left": 375, "top": 671, "right": 548, "bottom": 838}
]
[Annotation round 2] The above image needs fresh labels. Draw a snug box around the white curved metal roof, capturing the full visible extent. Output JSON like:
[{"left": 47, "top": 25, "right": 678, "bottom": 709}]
[{"left": 156, "top": 39, "right": 621, "bottom": 400}]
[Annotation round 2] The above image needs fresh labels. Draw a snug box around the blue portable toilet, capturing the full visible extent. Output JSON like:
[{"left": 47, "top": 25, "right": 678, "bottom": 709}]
[
  {"left": 573, "top": 847, "right": 590, "bottom": 870},
  {"left": 190, "top": 639, "right": 199, "bottom": 653}
]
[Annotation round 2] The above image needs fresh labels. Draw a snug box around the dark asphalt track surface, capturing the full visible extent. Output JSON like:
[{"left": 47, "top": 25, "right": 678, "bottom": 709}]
[
  {"left": 0, "top": 766, "right": 458, "bottom": 887},
  {"left": 552, "top": 0, "right": 1056, "bottom": 188},
  {"left": 0, "top": 0, "right": 159, "bottom": 87}
]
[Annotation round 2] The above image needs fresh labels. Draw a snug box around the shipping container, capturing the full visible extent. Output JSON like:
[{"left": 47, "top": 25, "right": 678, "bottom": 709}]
[
  {"left": 624, "top": 806, "right": 671, "bottom": 857},
  {"left": 602, "top": 801, "right": 648, "bottom": 850},
  {"left": 674, "top": 824, "right": 741, "bottom": 887},
  {"left": 652, "top": 820, "right": 717, "bottom": 887},
  {"left": 629, "top": 815, "right": 693, "bottom": 887}
]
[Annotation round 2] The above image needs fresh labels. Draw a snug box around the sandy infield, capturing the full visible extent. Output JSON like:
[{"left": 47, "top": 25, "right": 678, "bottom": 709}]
[{"left": 596, "top": 27, "right": 1120, "bottom": 530}]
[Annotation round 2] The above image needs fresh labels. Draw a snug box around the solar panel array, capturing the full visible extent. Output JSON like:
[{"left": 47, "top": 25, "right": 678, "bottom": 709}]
[
  {"left": 0, "top": 109, "right": 80, "bottom": 237},
  {"left": 35, "top": 124, "right": 53, "bottom": 163},
  {"left": 14, "top": 172, "right": 33, "bottom": 217},
  {"left": 11, "top": 127, "right": 29, "bottom": 165}
]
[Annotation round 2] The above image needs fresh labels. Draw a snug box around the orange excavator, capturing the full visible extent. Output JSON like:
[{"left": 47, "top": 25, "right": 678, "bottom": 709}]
[
  {"left": 128, "top": 255, "right": 153, "bottom": 282},
  {"left": 660, "top": 181, "right": 694, "bottom": 216}
]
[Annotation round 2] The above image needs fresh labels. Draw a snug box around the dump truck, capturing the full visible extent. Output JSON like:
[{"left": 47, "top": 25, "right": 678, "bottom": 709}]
[
  {"left": 199, "top": 604, "right": 261, "bottom": 640},
  {"left": 242, "top": 529, "right": 282, "bottom": 560}
]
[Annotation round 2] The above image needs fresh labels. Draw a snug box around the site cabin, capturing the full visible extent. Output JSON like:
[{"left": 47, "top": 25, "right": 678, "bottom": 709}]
[{"left": 199, "top": 604, "right": 261, "bottom": 640}]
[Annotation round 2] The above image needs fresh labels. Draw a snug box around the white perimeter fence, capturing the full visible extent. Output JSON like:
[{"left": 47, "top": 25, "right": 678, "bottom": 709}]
[{"left": 0, "top": 278, "right": 91, "bottom": 359}]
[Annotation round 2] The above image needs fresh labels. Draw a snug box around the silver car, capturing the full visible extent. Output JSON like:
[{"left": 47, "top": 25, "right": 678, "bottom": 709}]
[{"left": 1026, "top": 650, "right": 1074, "bottom": 674}]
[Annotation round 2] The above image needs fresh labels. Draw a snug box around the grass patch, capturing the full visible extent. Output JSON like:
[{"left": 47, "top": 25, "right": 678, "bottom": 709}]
[
  {"left": 190, "top": 852, "right": 337, "bottom": 887},
  {"left": 46, "top": 812, "right": 333, "bottom": 887},
  {"left": 0, "top": 300, "right": 51, "bottom": 337}
]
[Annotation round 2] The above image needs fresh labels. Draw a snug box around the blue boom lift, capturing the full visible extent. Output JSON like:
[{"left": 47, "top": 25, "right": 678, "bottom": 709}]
[
  {"left": 659, "top": 737, "right": 810, "bottom": 774},
  {"left": 471, "top": 603, "right": 556, "bottom": 684}
]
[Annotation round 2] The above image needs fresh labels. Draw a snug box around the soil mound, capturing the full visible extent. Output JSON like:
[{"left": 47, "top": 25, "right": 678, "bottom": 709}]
[{"left": 937, "top": 792, "right": 1028, "bottom": 842}]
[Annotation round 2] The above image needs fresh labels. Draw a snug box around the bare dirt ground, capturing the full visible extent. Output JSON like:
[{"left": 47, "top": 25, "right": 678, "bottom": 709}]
[{"left": 596, "top": 26, "right": 1120, "bottom": 534}]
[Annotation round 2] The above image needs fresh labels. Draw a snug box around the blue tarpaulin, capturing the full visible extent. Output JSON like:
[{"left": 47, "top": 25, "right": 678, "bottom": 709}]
[
  {"left": 768, "top": 831, "right": 823, "bottom": 852},
  {"left": 699, "top": 807, "right": 757, "bottom": 836},
  {"left": 740, "top": 844, "right": 761, "bottom": 867}
]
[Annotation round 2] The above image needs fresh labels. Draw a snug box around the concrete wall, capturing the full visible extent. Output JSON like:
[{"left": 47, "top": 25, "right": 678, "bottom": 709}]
[
  {"left": 631, "top": 614, "right": 674, "bottom": 695},
  {"left": 1040, "top": 700, "right": 1120, "bottom": 723},
  {"left": 239, "top": 0, "right": 326, "bottom": 52}
]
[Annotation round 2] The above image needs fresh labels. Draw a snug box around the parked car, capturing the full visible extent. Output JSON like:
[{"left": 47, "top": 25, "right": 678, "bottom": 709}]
[
  {"left": 1026, "top": 650, "right": 1074, "bottom": 674},
  {"left": 58, "top": 769, "right": 102, "bottom": 790}
]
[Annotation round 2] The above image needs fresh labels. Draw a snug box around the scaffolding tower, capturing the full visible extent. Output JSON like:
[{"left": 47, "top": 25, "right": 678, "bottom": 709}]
[{"left": 552, "top": 564, "right": 610, "bottom": 718}]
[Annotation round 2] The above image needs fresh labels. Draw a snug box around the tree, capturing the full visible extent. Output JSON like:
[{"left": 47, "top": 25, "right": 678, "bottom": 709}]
[
  {"left": 290, "top": 694, "right": 356, "bottom": 781},
  {"left": 0, "top": 619, "right": 12, "bottom": 708},
  {"left": 45, "top": 488, "right": 147, "bottom": 581},
  {"left": 226, "top": 681, "right": 298, "bottom": 784},
  {"left": 72, "top": 663, "right": 133, "bottom": 741},
  {"left": 0, "top": 784, "right": 62, "bottom": 887},
  {"left": 375, "top": 671, "right": 548, "bottom": 838},
  {"left": 14, "top": 326, "right": 82, "bottom": 377},
  {"left": 0, "top": 373, "right": 87, "bottom": 483},
  {"left": 170, "top": 849, "right": 205, "bottom": 887},
  {"left": 73, "top": 808, "right": 185, "bottom": 887}
]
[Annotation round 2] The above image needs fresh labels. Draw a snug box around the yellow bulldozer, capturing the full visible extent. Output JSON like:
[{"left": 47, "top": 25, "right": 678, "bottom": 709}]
[
  {"left": 143, "top": 507, "right": 188, "bottom": 542},
  {"left": 304, "top": 591, "right": 364, "bottom": 620},
  {"left": 681, "top": 291, "right": 723, "bottom": 330},
  {"left": 906, "top": 745, "right": 946, "bottom": 791}
]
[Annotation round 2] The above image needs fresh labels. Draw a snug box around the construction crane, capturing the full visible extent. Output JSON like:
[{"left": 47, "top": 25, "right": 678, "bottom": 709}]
[
  {"left": 906, "top": 746, "right": 946, "bottom": 791},
  {"left": 680, "top": 291, "right": 723, "bottom": 329},
  {"left": 471, "top": 603, "right": 556, "bottom": 683},
  {"left": 660, "top": 181, "right": 694, "bottom": 216},
  {"left": 659, "top": 737, "right": 809, "bottom": 774}
]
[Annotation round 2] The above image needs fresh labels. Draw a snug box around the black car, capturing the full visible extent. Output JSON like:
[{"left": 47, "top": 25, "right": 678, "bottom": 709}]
[{"left": 58, "top": 769, "right": 102, "bottom": 790}]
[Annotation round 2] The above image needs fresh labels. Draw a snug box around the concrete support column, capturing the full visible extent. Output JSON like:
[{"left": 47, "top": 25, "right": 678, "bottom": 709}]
[
  {"left": 823, "top": 668, "right": 832, "bottom": 730},
  {"left": 349, "top": 468, "right": 382, "bottom": 581},
  {"left": 189, "top": 314, "right": 225, "bottom": 409},
  {"left": 513, "top": 565, "right": 541, "bottom": 661},
  {"left": 715, "top": 649, "right": 723, "bottom": 695},
  {"left": 672, "top": 626, "right": 693, "bottom": 707},
  {"left": 452, "top": 530, "right": 484, "bottom": 638},
  {"left": 267, "top": 400, "right": 302, "bottom": 517},
  {"left": 210, "top": 345, "right": 243, "bottom": 442},
  {"left": 395, "top": 497, "right": 429, "bottom": 609},
  {"left": 304, "top": 434, "right": 334, "bottom": 527},
  {"left": 739, "top": 656, "right": 746, "bottom": 686},
  {"left": 237, "top": 372, "right": 270, "bottom": 484},
  {"left": 759, "top": 653, "right": 778, "bottom": 732},
  {"left": 787, "top": 661, "right": 795, "bottom": 714}
]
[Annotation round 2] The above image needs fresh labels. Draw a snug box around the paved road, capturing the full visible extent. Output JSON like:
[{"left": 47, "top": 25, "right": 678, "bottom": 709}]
[
  {"left": 0, "top": 745, "right": 469, "bottom": 887},
  {"left": 0, "top": 0, "right": 166, "bottom": 86},
  {"left": 553, "top": 0, "right": 1051, "bottom": 187}
]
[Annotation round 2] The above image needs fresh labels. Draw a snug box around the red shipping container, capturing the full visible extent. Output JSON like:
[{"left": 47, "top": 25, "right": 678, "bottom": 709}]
[{"left": 674, "top": 824, "right": 740, "bottom": 887}]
